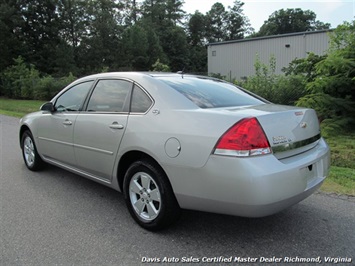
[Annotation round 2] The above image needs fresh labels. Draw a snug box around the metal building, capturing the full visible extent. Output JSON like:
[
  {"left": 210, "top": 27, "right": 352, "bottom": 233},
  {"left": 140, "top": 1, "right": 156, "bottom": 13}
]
[{"left": 208, "top": 30, "right": 331, "bottom": 81}]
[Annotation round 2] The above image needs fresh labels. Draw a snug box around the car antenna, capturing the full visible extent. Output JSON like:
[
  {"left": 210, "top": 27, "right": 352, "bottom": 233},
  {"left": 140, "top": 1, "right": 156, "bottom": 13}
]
[{"left": 177, "top": 68, "right": 185, "bottom": 78}]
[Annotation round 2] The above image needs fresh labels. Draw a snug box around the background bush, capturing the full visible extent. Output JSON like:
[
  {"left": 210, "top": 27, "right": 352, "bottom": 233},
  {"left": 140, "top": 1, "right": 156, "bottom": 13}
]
[
  {"left": 0, "top": 57, "right": 76, "bottom": 100},
  {"left": 236, "top": 55, "right": 307, "bottom": 105}
]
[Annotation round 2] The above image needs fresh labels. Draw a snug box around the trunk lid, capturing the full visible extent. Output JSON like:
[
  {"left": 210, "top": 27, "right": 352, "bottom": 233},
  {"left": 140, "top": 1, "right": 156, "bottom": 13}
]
[{"left": 227, "top": 104, "right": 321, "bottom": 159}]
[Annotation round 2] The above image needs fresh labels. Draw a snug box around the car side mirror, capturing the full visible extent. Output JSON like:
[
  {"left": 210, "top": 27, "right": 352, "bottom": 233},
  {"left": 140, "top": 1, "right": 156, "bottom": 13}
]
[{"left": 40, "top": 102, "right": 55, "bottom": 112}]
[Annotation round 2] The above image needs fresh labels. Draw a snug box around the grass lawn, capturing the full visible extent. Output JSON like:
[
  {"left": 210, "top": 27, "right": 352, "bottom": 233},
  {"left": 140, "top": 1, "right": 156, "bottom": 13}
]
[
  {"left": 1, "top": 97, "right": 354, "bottom": 196},
  {"left": 321, "top": 166, "right": 355, "bottom": 195},
  {"left": 322, "top": 133, "right": 355, "bottom": 196},
  {"left": 0, "top": 98, "right": 45, "bottom": 117}
]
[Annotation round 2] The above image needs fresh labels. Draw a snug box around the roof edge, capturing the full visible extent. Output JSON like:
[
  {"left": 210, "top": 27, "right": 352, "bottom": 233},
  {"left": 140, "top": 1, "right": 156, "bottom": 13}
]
[{"left": 208, "top": 29, "right": 334, "bottom": 46}]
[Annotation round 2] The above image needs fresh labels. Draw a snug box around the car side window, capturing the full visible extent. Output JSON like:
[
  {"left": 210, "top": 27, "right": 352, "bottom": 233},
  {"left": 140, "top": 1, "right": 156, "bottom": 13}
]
[
  {"left": 130, "top": 85, "right": 153, "bottom": 113},
  {"left": 87, "top": 79, "right": 132, "bottom": 112},
  {"left": 55, "top": 81, "right": 93, "bottom": 112}
]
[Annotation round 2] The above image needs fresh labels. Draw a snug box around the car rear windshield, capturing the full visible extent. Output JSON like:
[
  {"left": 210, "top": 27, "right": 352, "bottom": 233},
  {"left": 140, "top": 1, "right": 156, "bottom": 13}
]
[{"left": 156, "top": 76, "right": 265, "bottom": 108}]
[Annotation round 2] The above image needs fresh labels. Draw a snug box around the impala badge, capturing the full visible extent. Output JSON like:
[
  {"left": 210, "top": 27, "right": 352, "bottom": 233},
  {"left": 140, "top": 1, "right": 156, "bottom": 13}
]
[
  {"left": 300, "top": 122, "right": 307, "bottom": 128},
  {"left": 272, "top": 136, "right": 288, "bottom": 145}
]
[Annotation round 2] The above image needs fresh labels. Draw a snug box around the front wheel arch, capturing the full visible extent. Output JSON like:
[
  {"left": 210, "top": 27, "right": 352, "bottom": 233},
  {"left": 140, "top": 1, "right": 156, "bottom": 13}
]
[
  {"left": 19, "top": 125, "right": 31, "bottom": 146},
  {"left": 20, "top": 129, "right": 44, "bottom": 171}
]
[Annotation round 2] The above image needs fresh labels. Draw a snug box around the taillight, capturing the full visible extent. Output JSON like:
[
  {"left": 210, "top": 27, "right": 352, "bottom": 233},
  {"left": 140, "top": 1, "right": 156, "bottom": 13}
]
[{"left": 213, "top": 117, "right": 271, "bottom": 157}]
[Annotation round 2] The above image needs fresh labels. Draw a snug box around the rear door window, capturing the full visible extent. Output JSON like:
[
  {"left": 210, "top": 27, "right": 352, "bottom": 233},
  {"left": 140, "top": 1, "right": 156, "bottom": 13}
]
[{"left": 87, "top": 79, "right": 132, "bottom": 112}]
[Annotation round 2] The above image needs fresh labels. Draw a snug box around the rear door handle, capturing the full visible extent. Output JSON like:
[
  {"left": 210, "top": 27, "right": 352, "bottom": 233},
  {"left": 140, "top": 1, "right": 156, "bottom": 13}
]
[
  {"left": 109, "top": 123, "right": 124, "bottom": 130},
  {"left": 63, "top": 120, "right": 72, "bottom": 126}
]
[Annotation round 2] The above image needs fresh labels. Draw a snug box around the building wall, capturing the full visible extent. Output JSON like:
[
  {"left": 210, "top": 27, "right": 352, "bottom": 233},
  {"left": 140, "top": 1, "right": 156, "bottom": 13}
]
[{"left": 207, "top": 30, "right": 331, "bottom": 81}]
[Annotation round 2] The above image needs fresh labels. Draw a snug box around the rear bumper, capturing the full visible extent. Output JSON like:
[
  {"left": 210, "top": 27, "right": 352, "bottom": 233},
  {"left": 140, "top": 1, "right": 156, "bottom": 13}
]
[{"left": 167, "top": 138, "right": 330, "bottom": 217}]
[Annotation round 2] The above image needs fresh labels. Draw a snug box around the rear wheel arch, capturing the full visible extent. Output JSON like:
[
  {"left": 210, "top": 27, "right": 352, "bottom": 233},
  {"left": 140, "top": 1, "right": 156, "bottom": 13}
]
[
  {"left": 117, "top": 151, "right": 170, "bottom": 192},
  {"left": 119, "top": 153, "right": 181, "bottom": 230}
]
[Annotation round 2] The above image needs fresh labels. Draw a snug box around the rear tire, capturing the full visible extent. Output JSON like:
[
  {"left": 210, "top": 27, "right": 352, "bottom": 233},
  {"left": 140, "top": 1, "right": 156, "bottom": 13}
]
[
  {"left": 123, "top": 160, "right": 181, "bottom": 230},
  {"left": 21, "top": 130, "right": 44, "bottom": 171}
]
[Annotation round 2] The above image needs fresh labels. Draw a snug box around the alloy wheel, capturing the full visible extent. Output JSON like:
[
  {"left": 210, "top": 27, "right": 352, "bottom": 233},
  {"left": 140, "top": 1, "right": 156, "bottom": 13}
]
[{"left": 129, "top": 172, "right": 162, "bottom": 221}]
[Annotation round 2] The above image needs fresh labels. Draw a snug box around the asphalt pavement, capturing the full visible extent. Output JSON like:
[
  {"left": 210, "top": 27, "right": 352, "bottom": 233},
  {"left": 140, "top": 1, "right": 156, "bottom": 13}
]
[{"left": 1, "top": 114, "right": 354, "bottom": 265}]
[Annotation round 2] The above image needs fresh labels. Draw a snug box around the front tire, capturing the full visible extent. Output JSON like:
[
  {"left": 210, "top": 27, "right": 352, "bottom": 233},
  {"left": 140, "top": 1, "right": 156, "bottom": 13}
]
[
  {"left": 123, "top": 160, "right": 181, "bottom": 230},
  {"left": 21, "top": 130, "right": 44, "bottom": 171}
]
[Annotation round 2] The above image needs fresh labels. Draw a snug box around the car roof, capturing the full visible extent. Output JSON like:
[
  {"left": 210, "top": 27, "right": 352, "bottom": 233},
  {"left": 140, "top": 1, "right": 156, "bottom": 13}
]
[{"left": 76, "top": 72, "right": 217, "bottom": 81}]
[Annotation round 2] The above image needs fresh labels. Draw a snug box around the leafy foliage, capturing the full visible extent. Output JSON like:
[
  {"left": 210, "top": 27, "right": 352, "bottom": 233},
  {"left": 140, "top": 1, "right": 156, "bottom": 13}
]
[
  {"left": 33, "top": 73, "right": 76, "bottom": 100},
  {"left": 254, "top": 8, "right": 330, "bottom": 37},
  {"left": 0, "top": 0, "right": 24, "bottom": 72},
  {"left": 296, "top": 21, "right": 355, "bottom": 135},
  {"left": 152, "top": 59, "right": 171, "bottom": 72},
  {"left": 237, "top": 55, "right": 307, "bottom": 105},
  {"left": 1, "top": 57, "right": 40, "bottom": 99},
  {"left": 205, "top": 1, "right": 252, "bottom": 42},
  {"left": 282, "top": 53, "right": 326, "bottom": 82},
  {"left": 0, "top": 57, "right": 75, "bottom": 100}
]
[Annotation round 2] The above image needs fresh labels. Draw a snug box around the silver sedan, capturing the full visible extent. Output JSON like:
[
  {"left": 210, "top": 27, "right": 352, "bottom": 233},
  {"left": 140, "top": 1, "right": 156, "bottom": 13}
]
[{"left": 19, "top": 72, "right": 330, "bottom": 230}]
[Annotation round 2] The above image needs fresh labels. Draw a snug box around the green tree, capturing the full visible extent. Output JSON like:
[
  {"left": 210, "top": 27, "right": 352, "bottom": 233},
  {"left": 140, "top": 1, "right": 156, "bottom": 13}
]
[
  {"left": 122, "top": 0, "right": 139, "bottom": 25},
  {"left": 141, "top": 0, "right": 185, "bottom": 27},
  {"left": 18, "top": 0, "right": 63, "bottom": 74},
  {"left": 296, "top": 21, "right": 355, "bottom": 135},
  {"left": 0, "top": 0, "right": 24, "bottom": 72},
  {"left": 56, "top": 0, "right": 91, "bottom": 74},
  {"left": 121, "top": 24, "right": 150, "bottom": 70},
  {"left": 144, "top": 24, "right": 167, "bottom": 69},
  {"left": 205, "top": 2, "right": 228, "bottom": 42},
  {"left": 1, "top": 57, "right": 40, "bottom": 99},
  {"left": 165, "top": 0, "right": 185, "bottom": 25},
  {"left": 255, "top": 8, "right": 330, "bottom": 37},
  {"left": 205, "top": 1, "right": 252, "bottom": 42},
  {"left": 186, "top": 11, "right": 207, "bottom": 73},
  {"left": 282, "top": 53, "right": 326, "bottom": 82},
  {"left": 139, "top": 0, "right": 189, "bottom": 71},
  {"left": 187, "top": 11, "right": 206, "bottom": 46},
  {"left": 160, "top": 25, "right": 189, "bottom": 71},
  {"left": 78, "top": 0, "right": 124, "bottom": 73},
  {"left": 225, "top": 0, "right": 252, "bottom": 40}
]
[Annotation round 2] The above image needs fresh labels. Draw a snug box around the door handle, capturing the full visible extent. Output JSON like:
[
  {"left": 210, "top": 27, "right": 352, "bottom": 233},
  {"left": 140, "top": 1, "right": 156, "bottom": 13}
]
[
  {"left": 109, "top": 123, "right": 124, "bottom": 130},
  {"left": 63, "top": 120, "right": 72, "bottom": 126}
]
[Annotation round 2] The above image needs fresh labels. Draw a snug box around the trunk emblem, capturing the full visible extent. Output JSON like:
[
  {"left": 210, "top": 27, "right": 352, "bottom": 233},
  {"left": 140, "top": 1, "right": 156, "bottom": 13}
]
[
  {"left": 272, "top": 136, "right": 288, "bottom": 145},
  {"left": 300, "top": 122, "right": 307, "bottom": 128}
]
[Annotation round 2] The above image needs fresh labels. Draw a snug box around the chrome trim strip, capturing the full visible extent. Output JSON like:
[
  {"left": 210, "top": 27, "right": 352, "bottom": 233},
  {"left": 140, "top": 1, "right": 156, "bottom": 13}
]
[
  {"left": 43, "top": 157, "right": 111, "bottom": 184},
  {"left": 38, "top": 137, "right": 73, "bottom": 147},
  {"left": 272, "top": 134, "right": 321, "bottom": 153},
  {"left": 73, "top": 144, "right": 114, "bottom": 155}
]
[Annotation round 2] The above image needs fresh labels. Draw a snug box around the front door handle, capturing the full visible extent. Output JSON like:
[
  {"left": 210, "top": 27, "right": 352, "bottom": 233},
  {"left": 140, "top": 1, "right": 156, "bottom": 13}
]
[
  {"left": 63, "top": 120, "right": 72, "bottom": 126},
  {"left": 109, "top": 122, "right": 124, "bottom": 130}
]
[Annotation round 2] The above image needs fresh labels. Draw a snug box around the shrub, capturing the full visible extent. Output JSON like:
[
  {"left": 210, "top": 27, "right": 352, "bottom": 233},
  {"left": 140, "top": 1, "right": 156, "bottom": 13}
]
[
  {"left": 1, "top": 57, "right": 40, "bottom": 99},
  {"left": 152, "top": 59, "right": 171, "bottom": 72},
  {"left": 1, "top": 57, "right": 76, "bottom": 100},
  {"left": 237, "top": 55, "right": 307, "bottom": 105},
  {"left": 296, "top": 21, "right": 355, "bottom": 135},
  {"left": 33, "top": 73, "right": 76, "bottom": 100}
]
